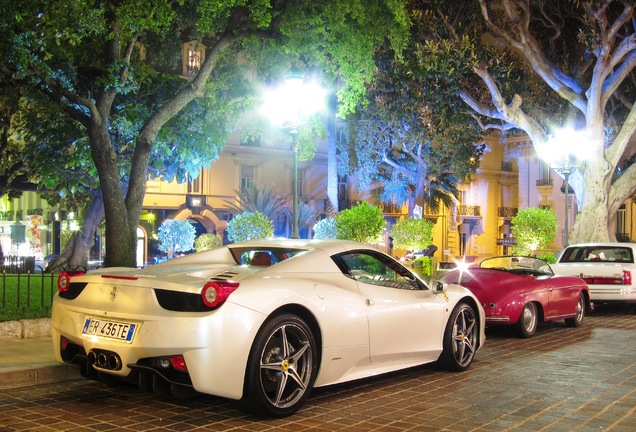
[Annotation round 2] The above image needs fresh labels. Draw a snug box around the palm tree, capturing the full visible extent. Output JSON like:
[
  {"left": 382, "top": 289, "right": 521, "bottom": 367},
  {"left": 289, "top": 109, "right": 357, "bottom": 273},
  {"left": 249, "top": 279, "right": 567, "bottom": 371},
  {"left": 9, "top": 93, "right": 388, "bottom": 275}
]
[
  {"left": 373, "top": 170, "right": 461, "bottom": 216},
  {"left": 225, "top": 184, "right": 288, "bottom": 221}
]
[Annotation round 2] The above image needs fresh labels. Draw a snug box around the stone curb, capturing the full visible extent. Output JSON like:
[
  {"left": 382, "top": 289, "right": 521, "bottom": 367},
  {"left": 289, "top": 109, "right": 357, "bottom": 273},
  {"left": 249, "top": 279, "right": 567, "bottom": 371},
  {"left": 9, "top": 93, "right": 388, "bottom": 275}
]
[
  {"left": 0, "top": 318, "right": 51, "bottom": 339},
  {"left": 0, "top": 363, "right": 78, "bottom": 390}
]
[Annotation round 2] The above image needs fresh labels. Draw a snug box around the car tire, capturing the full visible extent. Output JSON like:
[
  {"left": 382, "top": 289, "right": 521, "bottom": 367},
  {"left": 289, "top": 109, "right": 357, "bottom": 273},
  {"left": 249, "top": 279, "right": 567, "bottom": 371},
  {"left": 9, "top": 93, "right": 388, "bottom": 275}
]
[
  {"left": 437, "top": 302, "right": 478, "bottom": 371},
  {"left": 565, "top": 292, "right": 585, "bottom": 327},
  {"left": 242, "top": 313, "right": 318, "bottom": 418},
  {"left": 514, "top": 302, "right": 538, "bottom": 338}
]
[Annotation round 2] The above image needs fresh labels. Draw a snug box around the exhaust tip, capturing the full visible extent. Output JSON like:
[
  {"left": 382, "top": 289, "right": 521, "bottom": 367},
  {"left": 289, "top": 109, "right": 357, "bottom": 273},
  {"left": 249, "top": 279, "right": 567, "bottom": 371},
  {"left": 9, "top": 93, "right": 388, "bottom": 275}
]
[
  {"left": 108, "top": 355, "right": 121, "bottom": 370},
  {"left": 97, "top": 353, "right": 108, "bottom": 367}
]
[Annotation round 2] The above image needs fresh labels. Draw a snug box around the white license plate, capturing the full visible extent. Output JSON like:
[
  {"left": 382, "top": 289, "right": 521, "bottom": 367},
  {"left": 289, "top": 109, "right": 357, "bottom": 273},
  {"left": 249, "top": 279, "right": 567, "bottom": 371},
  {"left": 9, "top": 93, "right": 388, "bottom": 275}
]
[{"left": 82, "top": 318, "right": 136, "bottom": 342}]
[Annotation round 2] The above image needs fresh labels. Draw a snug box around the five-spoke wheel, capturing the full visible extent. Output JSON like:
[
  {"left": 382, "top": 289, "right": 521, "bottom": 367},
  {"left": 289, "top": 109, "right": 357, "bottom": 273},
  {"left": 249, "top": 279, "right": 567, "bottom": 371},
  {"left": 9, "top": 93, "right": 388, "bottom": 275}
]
[
  {"left": 243, "top": 314, "right": 317, "bottom": 418},
  {"left": 438, "top": 302, "right": 479, "bottom": 371}
]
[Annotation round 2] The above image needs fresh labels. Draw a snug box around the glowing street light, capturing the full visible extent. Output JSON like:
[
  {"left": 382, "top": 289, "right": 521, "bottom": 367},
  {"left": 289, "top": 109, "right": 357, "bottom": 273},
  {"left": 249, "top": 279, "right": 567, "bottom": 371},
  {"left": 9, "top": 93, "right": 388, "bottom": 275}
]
[
  {"left": 535, "top": 129, "right": 593, "bottom": 246},
  {"left": 262, "top": 70, "right": 326, "bottom": 239}
]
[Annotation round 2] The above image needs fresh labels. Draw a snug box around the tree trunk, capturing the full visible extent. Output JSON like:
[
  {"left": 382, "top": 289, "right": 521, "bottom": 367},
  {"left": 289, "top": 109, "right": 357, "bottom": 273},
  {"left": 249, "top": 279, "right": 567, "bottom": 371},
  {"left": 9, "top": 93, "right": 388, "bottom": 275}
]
[
  {"left": 570, "top": 157, "right": 612, "bottom": 243},
  {"left": 327, "top": 93, "right": 339, "bottom": 213},
  {"left": 46, "top": 191, "right": 105, "bottom": 272},
  {"left": 89, "top": 124, "right": 138, "bottom": 268}
]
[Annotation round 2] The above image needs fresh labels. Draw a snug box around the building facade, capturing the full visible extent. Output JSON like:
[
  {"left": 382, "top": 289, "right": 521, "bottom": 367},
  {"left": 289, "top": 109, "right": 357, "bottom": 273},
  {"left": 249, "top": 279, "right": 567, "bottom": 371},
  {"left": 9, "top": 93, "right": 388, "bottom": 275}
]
[{"left": 2, "top": 130, "right": 635, "bottom": 268}]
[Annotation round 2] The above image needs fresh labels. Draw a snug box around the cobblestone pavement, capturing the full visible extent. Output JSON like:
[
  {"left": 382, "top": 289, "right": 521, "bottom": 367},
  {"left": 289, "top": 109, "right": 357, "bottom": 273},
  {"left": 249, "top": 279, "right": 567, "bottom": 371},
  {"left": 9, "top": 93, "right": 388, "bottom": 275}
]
[{"left": 0, "top": 305, "right": 634, "bottom": 432}]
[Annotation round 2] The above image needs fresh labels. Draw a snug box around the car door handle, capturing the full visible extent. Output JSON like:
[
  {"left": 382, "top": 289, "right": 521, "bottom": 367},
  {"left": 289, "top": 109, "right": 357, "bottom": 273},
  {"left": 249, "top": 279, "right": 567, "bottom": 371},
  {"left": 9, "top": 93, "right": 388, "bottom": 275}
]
[{"left": 366, "top": 298, "right": 375, "bottom": 306}]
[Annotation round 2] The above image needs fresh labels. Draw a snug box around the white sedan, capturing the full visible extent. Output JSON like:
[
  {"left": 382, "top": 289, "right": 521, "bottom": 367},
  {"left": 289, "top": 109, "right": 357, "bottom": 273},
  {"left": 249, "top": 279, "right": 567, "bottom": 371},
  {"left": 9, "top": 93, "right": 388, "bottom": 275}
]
[
  {"left": 552, "top": 242, "right": 636, "bottom": 312},
  {"left": 52, "top": 239, "right": 485, "bottom": 417}
]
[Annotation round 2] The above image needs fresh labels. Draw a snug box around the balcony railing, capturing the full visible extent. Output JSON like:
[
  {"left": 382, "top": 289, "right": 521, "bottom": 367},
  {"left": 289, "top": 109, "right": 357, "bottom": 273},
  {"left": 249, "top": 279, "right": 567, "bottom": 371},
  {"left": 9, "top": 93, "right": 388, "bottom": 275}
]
[
  {"left": 339, "top": 200, "right": 364, "bottom": 210},
  {"left": 501, "top": 161, "right": 513, "bottom": 172},
  {"left": 379, "top": 202, "right": 403, "bottom": 214},
  {"left": 498, "top": 207, "right": 518, "bottom": 218},
  {"left": 458, "top": 205, "right": 481, "bottom": 217}
]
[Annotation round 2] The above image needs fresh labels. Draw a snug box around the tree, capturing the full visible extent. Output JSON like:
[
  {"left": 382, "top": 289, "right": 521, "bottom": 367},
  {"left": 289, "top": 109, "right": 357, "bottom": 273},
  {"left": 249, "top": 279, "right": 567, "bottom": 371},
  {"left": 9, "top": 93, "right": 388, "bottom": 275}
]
[
  {"left": 313, "top": 217, "right": 338, "bottom": 240},
  {"left": 390, "top": 218, "right": 434, "bottom": 253},
  {"left": 410, "top": 0, "right": 636, "bottom": 243},
  {"left": 0, "top": 85, "right": 37, "bottom": 197},
  {"left": 194, "top": 233, "right": 222, "bottom": 252},
  {"left": 511, "top": 208, "right": 558, "bottom": 256},
  {"left": 226, "top": 211, "right": 273, "bottom": 243},
  {"left": 1, "top": 0, "right": 410, "bottom": 267},
  {"left": 225, "top": 184, "right": 288, "bottom": 223},
  {"left": 336, "top": 201, "right": 386, "bottom": 244},
  {"left": 342, "top": 46, "right": 485, "bottom": 216},
  {"left": 158, "top": 219, "right": 196, "bottom": 258},
  {"left": 294, "top": 201, "right": 317, "bottom": 237}
]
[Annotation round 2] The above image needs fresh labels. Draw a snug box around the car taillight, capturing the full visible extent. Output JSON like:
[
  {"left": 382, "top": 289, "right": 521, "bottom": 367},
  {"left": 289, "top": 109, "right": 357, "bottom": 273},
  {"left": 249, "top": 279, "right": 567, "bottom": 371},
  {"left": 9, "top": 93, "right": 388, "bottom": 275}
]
[
  {"left": 169, "top": 355, "right": 188, "bottom": 372},
  {"left": 624, "top": 270, "right": 632, "bottom": 285},
  {"left": 201, "top": 281, "right": 239, "bottom": 309},
  {"left": 57, "top": 270, "right": 86, "bottom": 293}
]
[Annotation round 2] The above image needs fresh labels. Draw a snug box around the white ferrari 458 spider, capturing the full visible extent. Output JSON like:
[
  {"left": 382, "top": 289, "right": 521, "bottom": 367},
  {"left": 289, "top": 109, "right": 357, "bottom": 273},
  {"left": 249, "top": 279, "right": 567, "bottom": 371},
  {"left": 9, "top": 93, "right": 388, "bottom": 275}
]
[{"left": 52, "top": 239, "right": 485, "bottom": 417}]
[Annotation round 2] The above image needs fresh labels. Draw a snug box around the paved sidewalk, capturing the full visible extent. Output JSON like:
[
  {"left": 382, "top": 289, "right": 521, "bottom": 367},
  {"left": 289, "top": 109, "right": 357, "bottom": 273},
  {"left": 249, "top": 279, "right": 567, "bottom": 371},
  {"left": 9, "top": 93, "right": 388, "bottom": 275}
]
[{"left": 0, "top": 336, "right": 78, "bottom": 390}]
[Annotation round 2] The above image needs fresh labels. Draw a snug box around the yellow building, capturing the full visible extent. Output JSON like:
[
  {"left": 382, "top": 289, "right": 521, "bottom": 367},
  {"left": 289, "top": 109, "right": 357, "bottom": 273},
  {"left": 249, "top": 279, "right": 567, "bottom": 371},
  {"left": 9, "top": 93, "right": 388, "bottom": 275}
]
[{"left": 2, "top": 129, "right": 635, "bottom": 268}]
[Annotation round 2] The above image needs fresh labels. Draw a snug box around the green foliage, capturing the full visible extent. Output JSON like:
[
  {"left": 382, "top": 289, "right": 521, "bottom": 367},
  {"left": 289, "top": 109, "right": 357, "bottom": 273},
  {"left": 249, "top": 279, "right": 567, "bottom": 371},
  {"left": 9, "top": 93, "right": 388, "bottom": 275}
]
[
  {"left": 194, "top": 233, "right": 222, "bottom": 252},
  {"left": 414, "top": 256, "right": 434, "bottom": 277},
  {"left": 2, "top": 0, "right": 411, "bottom": 267},
  {"left": 157, "top": 219, "right": 195, "bottom": 255},
  {"left": 390, "top": 218, "right": 434, "bottom": 252},
  {"left": 511, "top": 208, "right": 558, "bottom": 255},
  {"left": 335, "top": 201, "right": 386, "bottom": 244},
  {"left": 537, "top": 252, "right": 556, "bottom": 264},
  {"left": 226, "top": 211, "right": 273, "bottom": 243},
  {"left": 313, "top": 217, "right": 338, "bottom": 239}
]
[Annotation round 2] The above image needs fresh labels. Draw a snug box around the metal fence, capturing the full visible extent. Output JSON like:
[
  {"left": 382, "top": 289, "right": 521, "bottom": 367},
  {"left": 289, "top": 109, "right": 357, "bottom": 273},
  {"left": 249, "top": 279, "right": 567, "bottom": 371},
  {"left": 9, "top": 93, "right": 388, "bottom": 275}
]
[
  {"left": 0, "top": 269, "right": 59, "bottom": 322},
  {"left": 1, "top": 255, "right": 37, "bottom": 274}
]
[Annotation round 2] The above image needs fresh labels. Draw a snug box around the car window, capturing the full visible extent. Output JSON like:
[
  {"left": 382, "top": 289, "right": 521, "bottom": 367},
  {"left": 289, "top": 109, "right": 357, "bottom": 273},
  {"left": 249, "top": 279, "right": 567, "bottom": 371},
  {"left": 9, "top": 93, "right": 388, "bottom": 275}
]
[
  {"left": 560, "top": 246, "right": 634, "bottom": 263},
  {"left": 337, "top": 251, "right": 423, "bottom": 290},
  {"left": 229, "top": 247, "right": 307, "bottom": 265}
]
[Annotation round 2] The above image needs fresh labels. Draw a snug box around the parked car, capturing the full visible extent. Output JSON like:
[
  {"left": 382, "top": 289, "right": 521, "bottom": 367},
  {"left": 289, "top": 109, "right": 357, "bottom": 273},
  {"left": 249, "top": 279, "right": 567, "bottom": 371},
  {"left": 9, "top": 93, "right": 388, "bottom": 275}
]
[
  {"left": 52, "top": 239, "right": 485, "bottom": 418},
  {"left": 441, "top": 256, "right": 590, "bottom": 338},
  {"left": 552, "top": 242, "right": 636, "bottom": 312}
]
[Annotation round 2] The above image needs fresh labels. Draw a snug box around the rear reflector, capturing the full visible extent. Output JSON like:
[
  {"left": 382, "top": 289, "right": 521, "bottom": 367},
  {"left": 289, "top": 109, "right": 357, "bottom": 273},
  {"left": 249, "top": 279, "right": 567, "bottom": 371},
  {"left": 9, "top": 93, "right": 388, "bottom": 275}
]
[{"left": 169, "top": 355, "right": 188, "bottom": 372}]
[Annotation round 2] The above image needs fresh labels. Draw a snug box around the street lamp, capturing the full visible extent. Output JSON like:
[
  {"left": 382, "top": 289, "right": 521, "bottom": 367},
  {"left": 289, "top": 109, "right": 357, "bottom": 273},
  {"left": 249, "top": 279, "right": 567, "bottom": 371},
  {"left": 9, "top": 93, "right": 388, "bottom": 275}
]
[
  {"left": 535, "top": 129, "right": 592, "bottom": 246},
  {"left": 261, "top": 69, "right": 325, "bottom": 239}
]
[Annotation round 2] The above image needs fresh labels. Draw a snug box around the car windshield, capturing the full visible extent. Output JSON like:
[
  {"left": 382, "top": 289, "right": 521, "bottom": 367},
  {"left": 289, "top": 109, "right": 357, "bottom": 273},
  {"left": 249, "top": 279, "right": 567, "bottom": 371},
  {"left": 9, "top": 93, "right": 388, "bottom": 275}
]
[
  {"left": 559, "top": 246, "right": 634, "bottom": 263},
  {"left": 480, "top": 256, "right": 553, "bottom": 276}
]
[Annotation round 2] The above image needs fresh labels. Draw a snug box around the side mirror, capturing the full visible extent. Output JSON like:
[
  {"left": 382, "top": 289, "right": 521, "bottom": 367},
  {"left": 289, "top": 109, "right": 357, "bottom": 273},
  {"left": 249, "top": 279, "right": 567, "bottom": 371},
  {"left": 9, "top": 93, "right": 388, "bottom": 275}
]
[{"left": 430, "top": 279, "right": 446, "bottom": 294}]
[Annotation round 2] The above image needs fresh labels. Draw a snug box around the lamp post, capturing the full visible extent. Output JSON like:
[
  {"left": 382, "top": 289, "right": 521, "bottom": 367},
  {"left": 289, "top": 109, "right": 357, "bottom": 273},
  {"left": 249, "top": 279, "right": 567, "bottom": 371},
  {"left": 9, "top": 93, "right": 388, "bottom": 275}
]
[
  {"left": 535, "top": 129, "right": 592, "bottom": 247},
  {"left": 554, "top": 164, "right": 575, "bottom": 246},
  {"left": 290, "top": 128, "right": 300, "bottom": 239},
  {"left": 262, "top": 69, "right": 325, "bottom": 239}
]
